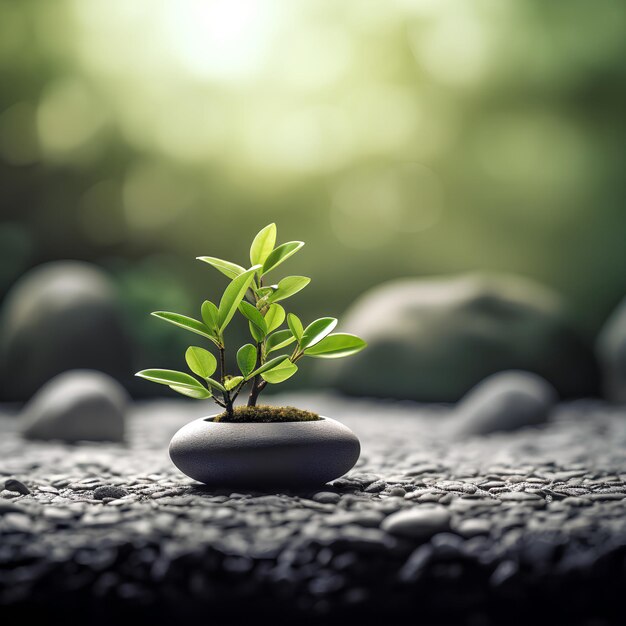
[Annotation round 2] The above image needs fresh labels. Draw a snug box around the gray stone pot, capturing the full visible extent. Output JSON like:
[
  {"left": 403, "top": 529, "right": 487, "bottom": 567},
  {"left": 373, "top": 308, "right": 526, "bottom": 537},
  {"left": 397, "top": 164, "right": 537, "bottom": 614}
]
[{"left": 169, "top": 415, "right": 360, "bottom": 488}]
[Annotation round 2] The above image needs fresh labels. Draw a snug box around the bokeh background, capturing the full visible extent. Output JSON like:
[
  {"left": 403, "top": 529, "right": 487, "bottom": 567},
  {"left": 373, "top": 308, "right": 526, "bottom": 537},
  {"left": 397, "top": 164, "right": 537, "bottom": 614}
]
[{"left": 1, "top": 0, "right": 625, "bottom": 400}]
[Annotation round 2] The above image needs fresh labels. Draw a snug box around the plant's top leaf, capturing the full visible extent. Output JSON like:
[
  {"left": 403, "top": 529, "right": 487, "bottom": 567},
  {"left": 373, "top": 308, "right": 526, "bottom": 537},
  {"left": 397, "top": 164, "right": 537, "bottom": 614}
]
[
  {"left": 196, "top": 256, "right": 246, "bottom": 280},
  {"left": 267, "top": 276, "right": 310, "bottom": 304},
  {"left": 151, "top": 312, "right": 216, "bottom": 343},
  {"left": 217, "top": 265, "right": 261, "bottom": 331},
  {"left": 264, "top": 303, "right": 285, "bottom": 333},
  {"left": 250, "top": 223, "right": 276, "bottom": 266},
  {"left": 303, "top": 333, "right": 367, "bottom": 358},
  {"left": 239, "top": 300, "right": 267, "bottom": 335},
  {"left": 265, "top": 329, "right": 296, "bottom": 354},
  {"left": 185, "top": 346, "right": 217, "bottom": 379},
  {"left": 262, "top": 241, "right": 304, "bottom": 276},
  {"left": 200, "top": 301, "right": 220, "bottom": 335},
  {"left": 300, "top": 317, "right": 338, "bottom": 350},
  {"left": 256, "top": 286, "right": 277, "bottom": 298},
  {"left": 287, "top": 313, "right": 303, "bottom": 341},
  {"left": 237, "top": 343, "right": 257, "bottom": 378}
]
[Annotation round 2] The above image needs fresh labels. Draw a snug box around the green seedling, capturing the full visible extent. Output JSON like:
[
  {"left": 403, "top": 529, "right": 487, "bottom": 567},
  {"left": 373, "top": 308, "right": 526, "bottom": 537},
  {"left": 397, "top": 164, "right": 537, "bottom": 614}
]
[{"left": 136, "top": 223, "right": 367, "bottom": 419}]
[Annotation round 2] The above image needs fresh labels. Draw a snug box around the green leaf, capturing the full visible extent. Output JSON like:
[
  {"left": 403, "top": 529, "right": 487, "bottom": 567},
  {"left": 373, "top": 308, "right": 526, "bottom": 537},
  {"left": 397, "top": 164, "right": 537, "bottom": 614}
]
[
  {"left": 169, "top": 385, "right": 212, "bottom": 399},
  {"left": 205, "top": 377, "right": 227, "bottom": 393},
  {"left": 265, "top": 329, "right": 296, "bottom": 354},
  {"left": 136, "top": 369, "right": 207, "bottom": 392},
  {"left": 287, "top": 313, "right": 303, "bottom": 341},
  {"left": 151, "top": 312, "right": 214, "bottom": 342},
  {"left": 238, "top": 301, "right": 267, "bottom": 337},
  {"left": 217, "top": 265, "right": 261, "bottom": 331},
  {"left": 201, "top": 301, "right": 220, "bottom": 335},
  {"left": 267, "top": 276, "right": 311, "bottom": 304},
  {"left": 248, "top": 322, "right": 264, "bottom": 343},
  {"left": 224, "top": 376, "right": 244, "bottom": 391},
  {"left": 185, "top": 346, "right": 217, "bottom": 379},
  {"left": 245, "top": 354, "right": 290, "bottom": 381},
  {"left": 249, "top": 223, "right": 276, "bottom": 266},
  {"left": 300, "top": 317, "right": 338, "bottom": 350},
  {"left": 262, "top": 241, "right": 304, "bottom": 276},
  {"left": 255, "top": 286, "right": 277, "bottom": 298},
  {"left": 196, "top": 256, "right": 246, "bottom": 280},
  {"left": 261, "top": 360, "right": 298, "bottom": 384},
  {"left": 264, "top": 303, "right": 285, "bottom": 333},
  {"left": 237, "top": 343, "right": 257, "bottom": 378},
  {"left": 303, "top": 333, "right": 367, "bottom": 358}
]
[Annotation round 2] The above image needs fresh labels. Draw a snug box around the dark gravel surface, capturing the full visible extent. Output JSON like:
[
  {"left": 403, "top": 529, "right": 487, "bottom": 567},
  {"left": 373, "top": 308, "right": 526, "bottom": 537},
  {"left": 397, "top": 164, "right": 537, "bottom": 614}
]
[{"left": 1, "top": 394, "right": 626, "bottom": 625}]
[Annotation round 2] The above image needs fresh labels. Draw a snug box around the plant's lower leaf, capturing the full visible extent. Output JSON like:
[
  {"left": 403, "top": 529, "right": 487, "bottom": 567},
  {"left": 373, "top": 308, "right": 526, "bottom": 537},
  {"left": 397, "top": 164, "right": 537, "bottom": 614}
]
[
  {"left": 169, "top": 385, "right": 212, "bottom": 399},
  {"left": 245, "top": 354, "right": 290, "bottom": 381},
  {"left": 261, "top": 360, "right": 298, "bottom": 384},
  {"left": 136, "top": 369, "right": 206, "bottom": 391},
  {"left": 237, "top": 344, "right": 257, "bottom": 378},
  {"left": 185, "top": 346, "right": 217, "bottom": 379},
  {"left": 303, "top": 333, "right": 367, "bottom": 358},
  {"left": 224, "top": 375, "right": 244, "bottom": 391}
]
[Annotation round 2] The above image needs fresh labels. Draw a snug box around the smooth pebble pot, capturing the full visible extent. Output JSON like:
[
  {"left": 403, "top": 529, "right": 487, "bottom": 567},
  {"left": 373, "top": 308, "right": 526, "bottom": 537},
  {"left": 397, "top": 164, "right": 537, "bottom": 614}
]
[{"left": 169, "top": 415, "right": 361, "bottom": 488}]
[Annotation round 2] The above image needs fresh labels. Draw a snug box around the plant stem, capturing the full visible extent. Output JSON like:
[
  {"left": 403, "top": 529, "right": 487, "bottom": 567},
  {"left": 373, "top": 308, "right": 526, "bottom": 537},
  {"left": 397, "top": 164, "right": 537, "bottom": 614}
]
[
  {"left": 247, "top": 343, "right": 264, "bottom": 407},
  {"left": 218, "top": 345, "right": 233, "bottom": 417}
]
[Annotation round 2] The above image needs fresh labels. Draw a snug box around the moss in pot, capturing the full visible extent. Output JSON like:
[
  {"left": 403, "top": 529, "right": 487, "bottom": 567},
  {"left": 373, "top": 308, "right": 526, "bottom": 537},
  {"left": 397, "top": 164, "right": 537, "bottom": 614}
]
[{"left": 136, "top": 223, "right": 366, "bottom": 488}]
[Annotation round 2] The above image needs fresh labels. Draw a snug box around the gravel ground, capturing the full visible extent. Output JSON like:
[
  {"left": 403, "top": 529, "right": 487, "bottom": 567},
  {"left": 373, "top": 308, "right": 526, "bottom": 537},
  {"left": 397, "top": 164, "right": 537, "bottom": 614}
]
[{"left": 1, "top": 394, "right": 626, "bottom": 625}]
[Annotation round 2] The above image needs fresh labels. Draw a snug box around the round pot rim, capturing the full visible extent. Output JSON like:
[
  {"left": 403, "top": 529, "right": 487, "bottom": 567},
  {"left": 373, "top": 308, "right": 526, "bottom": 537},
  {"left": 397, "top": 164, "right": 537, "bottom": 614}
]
[{"left": 202, "top": 413, "right": 329, "bottom": 426}]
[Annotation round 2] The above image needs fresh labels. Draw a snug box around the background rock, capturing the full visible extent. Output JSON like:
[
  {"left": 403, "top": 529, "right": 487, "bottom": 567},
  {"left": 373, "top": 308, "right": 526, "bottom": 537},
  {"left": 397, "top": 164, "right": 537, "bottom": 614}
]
[
  {"left": 596, "top": 295, "right": 626, "bottom": 402},
  {"left": 450, "top": 370, "right": 557, "bottom": 437},
  {"left": 20, "top": 370, "right": 127, "bottom": 442},
  {"left": 0, "top": 261, "right": 132, "bottom": 401},
  {"left": 323, "top": 273, "right": 598, "bottom": 402}
]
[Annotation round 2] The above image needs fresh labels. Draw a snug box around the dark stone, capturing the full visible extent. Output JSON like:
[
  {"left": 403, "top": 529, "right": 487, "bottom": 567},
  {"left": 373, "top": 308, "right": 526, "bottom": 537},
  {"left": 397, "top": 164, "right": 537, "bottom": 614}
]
[
  {"left": 93, "top": 485, "right": 129, "bottom": 500},
  {"left": 0, "top": 261, "right": 132, "bottom": 401},
  {"left": 381, "top": 506, "right": 451, "bottom": 539},
  {"left": 597, "top": 295, "right": 626, "bottom": 402},
  {"left": 4, "top": 479, "right": 30, "bottom": 495},
  {"left": 323, "top": 274, "right": 599, "bottom": 401},
  {"left": 452, "top": 371, "right": 557, "bottom": 436},
  {"left": 20, "top": 370, "right": 127, "bottom": 442}
]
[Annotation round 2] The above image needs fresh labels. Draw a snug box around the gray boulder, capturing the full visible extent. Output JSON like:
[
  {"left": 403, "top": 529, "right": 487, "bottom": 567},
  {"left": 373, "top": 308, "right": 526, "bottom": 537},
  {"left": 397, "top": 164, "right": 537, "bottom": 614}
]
[
  {"left": 21, "top": 370, "right": 127, "bottom": 442},
  {"left": 325, "top": 274, "right": 598, "bottom": 401},
  {"left": 0, "top": 261, "right": 132, "bottom": 400},
  {"left": 596, "top": 296, "right": 626, "bottom": 402},
  {"left": 451, "top": 370, "right": 557, "bottom": 437}
]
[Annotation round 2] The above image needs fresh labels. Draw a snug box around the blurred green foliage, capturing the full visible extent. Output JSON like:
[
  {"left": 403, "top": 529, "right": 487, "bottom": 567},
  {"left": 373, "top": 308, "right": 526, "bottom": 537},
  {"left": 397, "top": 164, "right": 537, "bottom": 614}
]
[{"left": 1, "top": 0, "right": 625, "bottom": 384}]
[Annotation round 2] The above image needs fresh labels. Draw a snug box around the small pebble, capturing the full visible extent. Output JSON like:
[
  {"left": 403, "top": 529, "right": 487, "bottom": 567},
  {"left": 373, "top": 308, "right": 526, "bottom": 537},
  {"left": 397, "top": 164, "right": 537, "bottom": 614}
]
[
  {"left": 93, "top": 486, "right": 129, "bottom": 500},
  {"left": 4, "top": 479, "right": 30, "bottom": 495}
]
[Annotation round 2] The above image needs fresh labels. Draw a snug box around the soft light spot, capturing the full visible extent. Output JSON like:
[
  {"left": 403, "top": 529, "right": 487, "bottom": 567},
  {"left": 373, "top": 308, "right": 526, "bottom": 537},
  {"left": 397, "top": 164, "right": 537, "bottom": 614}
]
[
  {"left": 0, "top": 102, "right": 39, "bottom": 165},
  {"left": 37, "top": 79, "right": 106, "bottom": 157}
]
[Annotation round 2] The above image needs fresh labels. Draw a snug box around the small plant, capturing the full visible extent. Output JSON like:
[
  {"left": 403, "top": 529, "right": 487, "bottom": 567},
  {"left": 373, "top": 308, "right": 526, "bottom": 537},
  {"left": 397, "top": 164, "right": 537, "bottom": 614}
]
[{"left": 136, "top": 224, "right": 366, "bottom": 421}]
